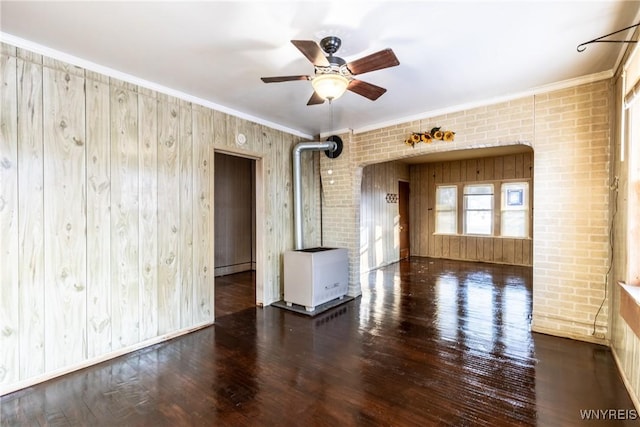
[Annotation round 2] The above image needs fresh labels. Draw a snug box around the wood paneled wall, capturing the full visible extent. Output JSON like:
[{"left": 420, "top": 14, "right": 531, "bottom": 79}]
[
  {"left": 0, "top": 47, "right": 213, "bottom": 387},
  {"left": 214, "top": 153, "right": 255, "bottom": 276},
  {"left": 0, "top": 43, "right": 313, "bottom": 394},
  {"left": 360, "top": 161, "right": 409, "bottom": 273},
  {"left": 409, "top": 151, "right": 534, "bottom": 266}
]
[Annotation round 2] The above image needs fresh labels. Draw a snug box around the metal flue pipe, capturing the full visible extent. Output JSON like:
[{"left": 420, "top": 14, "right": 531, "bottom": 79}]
[{"left": 293, "top": 140, "right": 337, "bottom": 250}]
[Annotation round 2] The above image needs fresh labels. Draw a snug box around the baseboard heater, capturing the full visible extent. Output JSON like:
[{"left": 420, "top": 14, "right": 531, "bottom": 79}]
[{"left": 284, "top": 247, "right": 349, "bottom": 312}]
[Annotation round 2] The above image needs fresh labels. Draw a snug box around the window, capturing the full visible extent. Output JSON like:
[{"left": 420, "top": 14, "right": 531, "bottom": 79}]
[
  {"left": 501, "top": 182, "right": 529, "bottom": 238},
  {"left": 435, "top": 185, "right": 457, "bottom": 234},
  {"left": 435, "top": 181, "right": 529, "bottom": 238},
  {"left": 463, "top": 184, "right": 493, "bottom": 235},
  {"left": 626, "top": 83, "right": 640, "bottom": 285}
]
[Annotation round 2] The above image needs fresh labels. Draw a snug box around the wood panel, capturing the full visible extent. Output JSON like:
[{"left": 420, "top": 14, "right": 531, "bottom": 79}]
[
  {"left": 409, "top": 168, "right": 428, "bottom": 256},
  {"left": 192, "top": 106, "right": 214, "bottom": 323},
  {"left": 43, "top": 66, "right": 87, "bottom": 370},
  {"left": 431, "top": 153, "right": 444, "bottom": 259},
  {"left": 284, "top": 133, "right": 297, "bottom": 299},
  {"left": 466, "top": 236, "right": 477, "bottom": 260},
  {"left": 360, "top": 161, "right": 403, "bottom": 272},
  {"left": 86, "top": 72, "right": 112, "bottom": 357},
  {"left": 110, "top": 84, "right": 140, "bottom": 349},
  {"left": 17, "top": 52, "right": 45, "bottom": 378},
  {"left": 493, "top": 238, "right": 504, "bottom": 263},
  {"left": 274, "top": 132, "right": 290, "bottom": 302},
  {"left": 483, "top": 157, "right": 495, "bottom": 180},
  {"left": 256, "top": 130, "right": 276, "bottom": 299},
  {"left": 180, "top": 101, "right": 194, "bottom": 328},
  {"left": 0, "top": 51, "right": 19, "bottom": 385},
  {"left": 258, "top": 128, "right": 275, "bottom": 302},
  {"left": 409, "top": 151, "right": 534, "bottom": 266},
  {"left": 138, "top": 91, "right": 158, "bottom": 340},
  {"left": 157, "top": 98, "right": 181, "bottom": 334},
  {"left": 428, "top": 163, "right": 439, "bottom": 255},
  {"left": 213, "top": 110, "right": 227, "bottom": 145},
  {"left": 494, "top": 156, "right": 504, "bottom": 180},
  {"left": 262, "top": 130, "right": 282, "bottom": 301},
  {"left": 523, "top": 237, "right": 532, "bottom": 264}
]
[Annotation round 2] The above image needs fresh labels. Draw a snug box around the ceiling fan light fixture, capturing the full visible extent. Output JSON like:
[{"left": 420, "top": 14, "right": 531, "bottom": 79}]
[{"left": 311, "top": 73, "right": 350, "bottom": 101}]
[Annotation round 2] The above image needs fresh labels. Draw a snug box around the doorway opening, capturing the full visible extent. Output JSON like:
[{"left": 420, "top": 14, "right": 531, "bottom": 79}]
[
  {"left": 214, "top": 151, "right": 258, "bottom": 317},
  {"left": 399, "top": 180, "right": 410, "bottom": 259}
]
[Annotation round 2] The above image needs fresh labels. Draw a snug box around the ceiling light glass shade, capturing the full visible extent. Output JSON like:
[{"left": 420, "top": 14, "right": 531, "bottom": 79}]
[{"left": 311, "top": 73, "right": 350, "bottom": 100}]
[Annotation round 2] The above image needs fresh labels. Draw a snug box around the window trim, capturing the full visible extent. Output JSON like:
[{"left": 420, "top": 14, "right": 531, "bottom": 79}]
[
  {"left": 463, "top": 183, "right": 494, "bottom": 236},
  {"left": 435, "top": 185, "right": 458, "bottom": 235},
  {"left": 432, "top": 179, "right": 532, "bottom": 239},
  {"left": 500, "top": 182, "right": 530, "bottom": 238}
]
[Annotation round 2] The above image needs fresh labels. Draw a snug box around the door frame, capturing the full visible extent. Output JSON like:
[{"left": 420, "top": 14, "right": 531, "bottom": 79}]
[{"left": 399, "top": 180, "right": 410, "bottom": 260}]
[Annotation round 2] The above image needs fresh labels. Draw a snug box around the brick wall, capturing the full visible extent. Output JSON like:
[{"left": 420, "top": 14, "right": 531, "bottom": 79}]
[
  {"left": 532, "top": 82, "right": 611, "bottom": 340},
  {"left": 320, "top": 80, "right": 611, "bottom": 342},
  {"left": 319, "top": 133, "right": 363, "bottom": 295}
]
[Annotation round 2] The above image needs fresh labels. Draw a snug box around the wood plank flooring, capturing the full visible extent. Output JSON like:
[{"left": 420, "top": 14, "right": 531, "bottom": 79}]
[
  {"left": 214, "top": 270, "right": 256, "bottom": 318},
  {"left": 1, "top": 258, "right": 637, "bottom": 426}
]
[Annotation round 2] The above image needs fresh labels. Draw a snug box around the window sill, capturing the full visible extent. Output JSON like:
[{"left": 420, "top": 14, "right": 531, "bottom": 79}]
[
  {"left": 432, "top": 233, "right": 532, "bottom": 241},
  {"left": 619, "top": 282, "right": 640, "bottom": 339},
  {"left": 620, "top": 282, "right": 640, "bottom": 303}
]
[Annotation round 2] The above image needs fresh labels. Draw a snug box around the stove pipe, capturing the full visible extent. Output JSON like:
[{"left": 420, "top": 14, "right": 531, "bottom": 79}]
[{"left": 292, "top": 139, "right": 339, "bottom": 250}]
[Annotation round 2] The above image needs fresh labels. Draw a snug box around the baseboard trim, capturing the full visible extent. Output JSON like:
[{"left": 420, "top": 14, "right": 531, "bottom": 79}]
[
  {"left": 215, "top": 263, "right": 253, "bottom": 276},
  {"left": 0, "top": 320, "right": 213, "bottom": 397},
  {"left": 531, "top": 324, "right": 609, "bottom": 346}
]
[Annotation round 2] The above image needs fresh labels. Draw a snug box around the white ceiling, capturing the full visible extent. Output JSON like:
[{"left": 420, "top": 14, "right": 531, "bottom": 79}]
[{"left": 1, "top": 1, "right": 639, "bottom": 139}]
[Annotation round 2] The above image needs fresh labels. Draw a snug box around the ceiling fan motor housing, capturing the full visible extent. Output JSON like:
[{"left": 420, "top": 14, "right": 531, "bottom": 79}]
[
  {"left": 320, "top": 36, "right": 342, "bottom": 55},
  {"left": 328, "top": 56, "right": 346, "bottom": 67},
  {"left": 319, "top": 37, "right": 347, "bottom": 72}
]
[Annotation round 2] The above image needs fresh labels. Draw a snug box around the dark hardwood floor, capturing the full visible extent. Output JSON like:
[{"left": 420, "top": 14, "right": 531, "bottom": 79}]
[
  {"left": 1, "top": 258, "right": 637, "bottom": 426},
  {"left": 214, "top": 270, "right": 257, "bottom": 318}
]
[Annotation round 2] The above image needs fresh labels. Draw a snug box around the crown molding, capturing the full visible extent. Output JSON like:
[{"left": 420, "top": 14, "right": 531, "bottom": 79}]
[
  {"left": 352, "top": 69, "right": 614, "bottom": 135},
  {"left": 1, "top": 32, "right": 614, "bottom": 140}
]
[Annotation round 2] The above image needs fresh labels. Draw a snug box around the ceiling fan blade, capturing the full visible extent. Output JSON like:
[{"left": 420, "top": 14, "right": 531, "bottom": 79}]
[
  {"left": 347, "top": 49, "right": 400, "bottom": 75},
  {"left": 348, "top": 79, "right": 387, "bottom": 101},
  {"left": 307, "top": 91, "right": 325, "bottom": 106},
  {"left": 261, "top": 75, "right": 310, "bottom": 83},
  {"left": 291, "top": 40, "right": 331, "bottom": 67}
]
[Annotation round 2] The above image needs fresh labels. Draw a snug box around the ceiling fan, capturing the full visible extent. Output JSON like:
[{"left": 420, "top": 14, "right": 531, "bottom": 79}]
[{"left": 260, "top": 36, "right": 400, "bottom": 105}]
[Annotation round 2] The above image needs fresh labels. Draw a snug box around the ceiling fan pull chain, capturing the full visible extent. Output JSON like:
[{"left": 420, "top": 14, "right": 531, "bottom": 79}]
[{"left": 330, "top": 100, "right": 334, "bottom": 132}]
